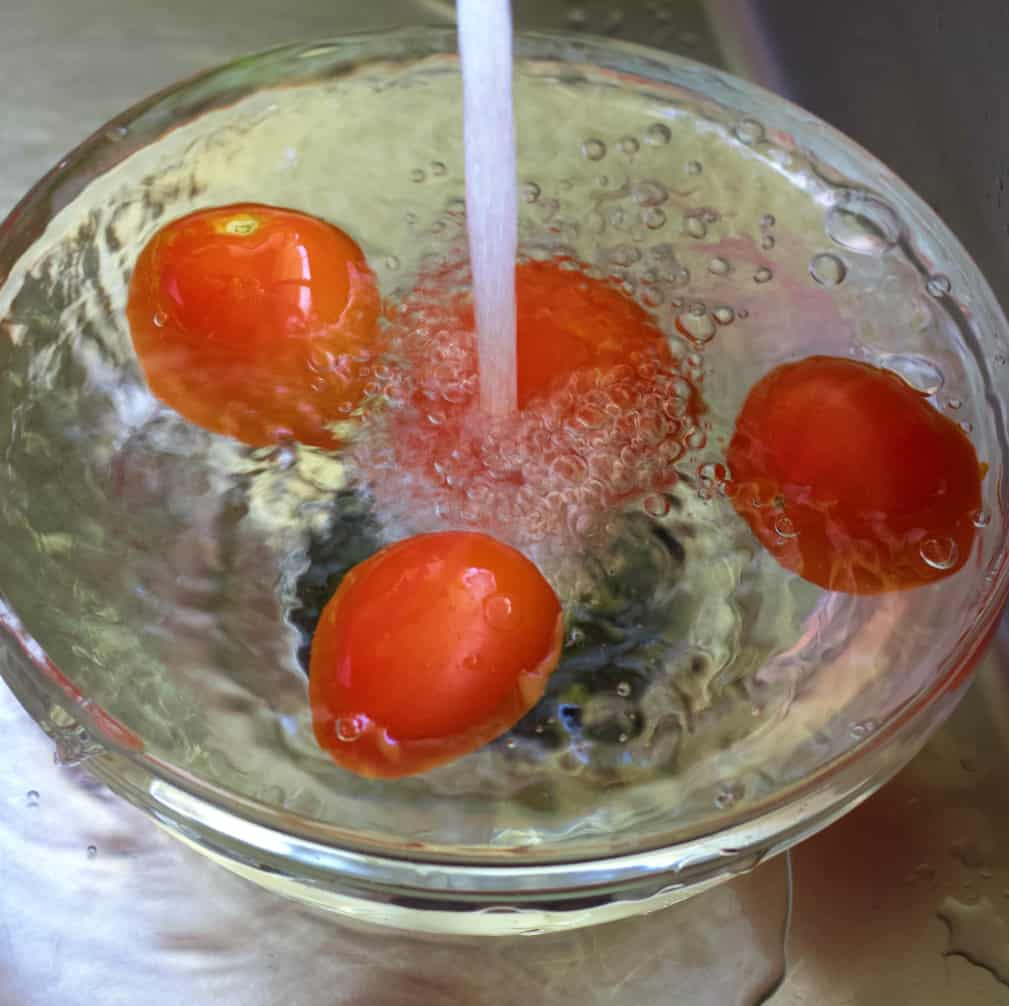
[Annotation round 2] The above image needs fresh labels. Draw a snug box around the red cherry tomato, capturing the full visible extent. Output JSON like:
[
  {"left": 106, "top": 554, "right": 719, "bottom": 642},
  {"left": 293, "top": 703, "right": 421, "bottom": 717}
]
[
  {"left": 309, "top": 531, "right": 563, "bottom": 778},
  {"left": 126, "top": 203, "right": 381, "bottom": 448},
  {"left": 727, "top": 355, "right": 983, "bottom": 594}
]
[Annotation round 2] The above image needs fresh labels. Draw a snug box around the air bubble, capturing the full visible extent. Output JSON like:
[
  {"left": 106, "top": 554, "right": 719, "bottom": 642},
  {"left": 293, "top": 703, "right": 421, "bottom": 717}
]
[
  {"left": 734, "top": 118, "right": 765, "bottom": 145},
  {"left": 825, "top": 190, "right": 901, "bottom": 255},
  {"left": 430, "top": 161, "right": 447, "bottom": 177},
  {"left": 616, "top": 681, "right": 632, "bottom": 698},
  {"left": 972, "top": 509, "right": 991, "bottom": 528},
  {"left": 581, "top": 138, "right": 607, "bottom": 161},
  {"left": 760, "top": 214, "right": 775, "bottom": 229},
  {"left": 385, "top": 255, "right": 401, "bottom": 271},
  {"left": 684, "top": 215, "right": 707, "bottom": 239},
  {"left": 335, "top": 716, "right": 365, "bottom": 742},
  {"left": 685, "top": 160, "right": 703, "bottom": 175},
  {"left": 86, "top": 845, "right": 98, "bottom": 860},
  {"left": 884, "top": 355, "right": 944, "bottom": 395},
  {"left": 566, "top": 5, "right": 588, "bottom": 26},
  {"left": 409, "top": 168, "right": 426, "bottom": 183},
  {"left": 920, "top": 537, "right": 959, "bottom": 570},
  {"left": 632, "top": 180, "right": 668, "bottom": 206},
  {"left": 26, "top": 790, "right": 39, "bottom": 808},
  {"left": 522, "top": 181, "right": 541, "bottom": 203},
  {"left": 645, "top": 123, "right": 671, "bottom": 146},
  {"left": 927, "top": 274, "right": 952, "bottom": 297},
  {"left": 849, "top": 719, "right": 878, "bottom": 740},
  {"left": 708, "top": 256, "right": 730, "bottom": 276},
  {"left": 761, "top": 235, "right": 775, "bottom": 251},
  {"left": 677, "top": 306, "right": 716, "bottom": 344},
  {"left": 753, "top": 267, "right": 773, "bottom": 284},
  {"left": 774, "top": 515, "right": 798, "bottom": 538},
  {"left": 484, "top": 593, "right": 515, "bottom": 629},
  {"left": 643, "top": 208, "right": 666, "bottom": 230},
  {"left": 152, "top": 310, "right": 167, "bottom": 328},
  {"left": 714, "top": 781, "right": 745, "bottom": 809},
  {"left": 809, "top": 252, "right": 848, "bottom": 287},
  {"left": 960, "top": 420, "right": 973, "bottom": 434},
  {"left": 619, "top": 136, "right": 640, "bottom": 156},
  {"left": 946, "top": 397, "right": 963, "bottom": 410},
  {"left": 712, "top": 306, "right": 735, "bottom": 325},
  {"left": 644, "top": 493, "right": 671, "bottom": 517}
]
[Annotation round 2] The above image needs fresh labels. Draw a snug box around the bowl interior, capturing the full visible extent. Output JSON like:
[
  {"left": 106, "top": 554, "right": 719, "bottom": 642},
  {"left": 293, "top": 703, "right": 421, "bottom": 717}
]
[{"left": 1, "top": 29, "right": 1008, "bottom": 864}]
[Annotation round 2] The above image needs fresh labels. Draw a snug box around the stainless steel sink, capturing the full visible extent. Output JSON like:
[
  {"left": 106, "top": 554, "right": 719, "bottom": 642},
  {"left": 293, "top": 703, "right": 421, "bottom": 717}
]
[{"left": 3, "top": 1, "right": 1009, "bottom": 1002}]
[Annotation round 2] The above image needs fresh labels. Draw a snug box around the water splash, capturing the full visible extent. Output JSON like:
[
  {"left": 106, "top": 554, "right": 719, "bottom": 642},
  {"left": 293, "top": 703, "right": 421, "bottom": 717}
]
[{"left": 458, "top": 0, "right": 518, "bottom": 416}]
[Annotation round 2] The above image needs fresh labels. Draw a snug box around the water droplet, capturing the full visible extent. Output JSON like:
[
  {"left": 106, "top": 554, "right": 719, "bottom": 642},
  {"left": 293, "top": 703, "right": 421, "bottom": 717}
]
[
  {"left": 152, "top": 310, "right": 167, "bottom": 328},
  {"left": 734, "top": 118, "right": 765, "bottom": 145},
  {"left": 522, "top": 181, "right": 541, "bottom": 204},
  {"left": 760, "top": 213, "right": 776, "bottom": 229},
  {"left": 643, "top": 207, "right": 666, "bottom": 230},
  {"left": 809, "top": 252, "right": 848, "bottom": 286},
  {"left": 86, "top": 845, "right": 97, "bottom": 860},
  {"left": 645, "top": 123, "right": 671, "bottom": 146},
  {"left": 619, "top": 136, "right": 640, "bottom": 156},
  {"left": 938, "top": 895, "right": 1009, "bottom": 985},
  {"left": 410, "top": 168, "right": 426, "bottom": 183},
  {"left": 677, "top": 306, "right": 716, "bottom": 344},
  {"left": 684, "top": 215, "right": 707, "bottom": 239},
  {"left": 685, "top": 160, "right": 703, "bottom": 175},
  {"left": 616, "top": 681, "right": 632, "bottom": 698},
  {"left": 761, "top": 234, "right": 775, "bottom": 251},
  {"left": 26, "top": 790, "right": 39, "bottom": 808},
  {"left": 849, "top": 719, "right": 879, "bottom": 740},
  {"left": 753, "top": 267, "right": 773, "bottom": 284},
  {"left": 484, "top": 593, "right": 515, "bottom": 630},
  {"left": 430, "top": 161, "right": 447, "bottom": 177},
  {"left": 644, "top": 493, "right": 671, "bottom": 517},
  {"left": 385, "top": 255, "right": 400, "bottom": 271},
  {"left": 972, "top": 509, "right": 991, "bottom": 528},
  {"left": 921, "top": 537, "right": 959, "bottom": 570},
  {"left": 632, "top": 180, "right": 668, "bottom": 206},
  {"left": 708, "top": 256, "right": 730, "bottom": 276},
  {"left": 774, "top": 515, "right": 798, "bottom": 538},
  {"left": 335, "top": 716, "right": 365, "bottom": 742},
  {"left": 581, "top": 138, "right": 607, "bottom": 161},
  {"left": 825, "top": 190, "right": 901, "bottom": 255},
  {"left": 712, "top": 306, "right": 735, "bottom": 325},
  {"left": 927, "top": 274, "right": 952, "bottom": 297},
  {"left": 714, "top": 781, "right": 745, "bottom": 809}
]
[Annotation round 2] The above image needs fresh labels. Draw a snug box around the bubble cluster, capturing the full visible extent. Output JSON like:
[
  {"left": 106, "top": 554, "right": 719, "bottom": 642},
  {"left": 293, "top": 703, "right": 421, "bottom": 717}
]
[{"left": 353, "top": 260, "right": 706, "bottom": 552}]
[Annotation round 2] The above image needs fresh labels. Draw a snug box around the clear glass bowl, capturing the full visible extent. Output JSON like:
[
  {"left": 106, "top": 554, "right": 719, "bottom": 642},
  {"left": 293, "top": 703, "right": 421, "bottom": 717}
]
[{"left": 1, "top": 28, "right": 1007, "bottom": 935}]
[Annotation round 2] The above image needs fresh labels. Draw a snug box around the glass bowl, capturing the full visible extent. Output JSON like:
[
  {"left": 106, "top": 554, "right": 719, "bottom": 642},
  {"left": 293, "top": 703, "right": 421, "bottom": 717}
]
[{"left": 1, "top": 28, "right": 1007, "bottom": 935}]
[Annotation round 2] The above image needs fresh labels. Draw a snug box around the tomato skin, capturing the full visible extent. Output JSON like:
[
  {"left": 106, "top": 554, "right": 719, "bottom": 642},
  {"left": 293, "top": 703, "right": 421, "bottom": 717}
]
[
  {"left": 727, "top": 355, "right": 983, "bottom": 594},
  {"left": 309, "top": 531, "right": 563, "bottom": 778},
  {"left": 126, "top": 203, "right": 380, "bottom": 448}
]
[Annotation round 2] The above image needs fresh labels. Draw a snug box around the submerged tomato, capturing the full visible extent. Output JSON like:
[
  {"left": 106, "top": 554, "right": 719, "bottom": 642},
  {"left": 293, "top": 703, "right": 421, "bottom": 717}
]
[
  {"left": 309, "top": 531, "right": 563, "bottom": 778},
  {"left": 126, "top": 203, "right": 380, "bottom": 448},
  {"left": 727, "top": 355, "right": 983, "bottom": 594}
]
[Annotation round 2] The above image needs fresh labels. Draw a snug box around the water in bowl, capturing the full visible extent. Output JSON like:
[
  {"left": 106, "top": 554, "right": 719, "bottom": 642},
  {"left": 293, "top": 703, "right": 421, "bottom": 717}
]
[{"left": 0, "top": 39, "right": 999, "bottom": 857}]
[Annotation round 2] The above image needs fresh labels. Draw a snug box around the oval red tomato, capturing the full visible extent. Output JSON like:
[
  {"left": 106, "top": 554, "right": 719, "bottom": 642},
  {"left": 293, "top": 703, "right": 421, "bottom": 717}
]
[
  {"left": 126, "top": 203, "right": 381, "bottom": 448},
  {"left": 727, "top": 355, "right": 983, "bottom": 594},
  {"left": 309, "top": 531, "right": 563, "bottom": 778}
]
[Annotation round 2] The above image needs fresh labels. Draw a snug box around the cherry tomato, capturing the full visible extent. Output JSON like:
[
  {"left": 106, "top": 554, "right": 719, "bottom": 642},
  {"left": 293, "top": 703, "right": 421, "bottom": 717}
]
[
  {"left": 727, "top": 355, "right": 983, "bottom": 594},
  {"left": 309, "top": 531, "right": 563, "bottom": 778},
  {"left": 126, "top": 203, "right": 381, "bottom": 448}
]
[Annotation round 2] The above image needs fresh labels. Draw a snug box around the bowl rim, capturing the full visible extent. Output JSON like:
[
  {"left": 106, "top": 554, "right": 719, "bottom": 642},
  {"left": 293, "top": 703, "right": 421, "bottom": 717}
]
[{"left": 3, "top": 25, "right": 1009, "bottom": 900}]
